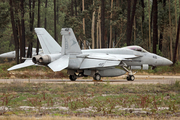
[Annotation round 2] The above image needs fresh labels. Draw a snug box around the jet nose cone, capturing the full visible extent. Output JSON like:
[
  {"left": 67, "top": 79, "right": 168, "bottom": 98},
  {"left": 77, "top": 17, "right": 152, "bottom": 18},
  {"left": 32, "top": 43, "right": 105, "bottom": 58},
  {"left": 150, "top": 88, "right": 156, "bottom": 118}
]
[
  {"left": 0, "top": 52, "right": 15, "bottom": 58},
  {"left": 164, "top": 59, "right": 173, "bottom": 66},
  {"left": 160, "top": 57, "right": 173, "bottom": 66},
  {"left": 155, "top": 56, "right": 173, "bottom": 66}
]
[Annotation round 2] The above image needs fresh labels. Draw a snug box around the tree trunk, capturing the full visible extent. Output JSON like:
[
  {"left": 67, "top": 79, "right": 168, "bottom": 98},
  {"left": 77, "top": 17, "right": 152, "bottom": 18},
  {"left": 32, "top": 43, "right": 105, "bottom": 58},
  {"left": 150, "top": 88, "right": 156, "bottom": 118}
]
[
  {"left": 126, "top": 0, "right": 137, "bottom": 46},
  {"left": 27, "top": 0, "right": 32, "bottom": 58},
  {"left": 44, "top": 0, "right": 47, "bottom": 29},
  {"left": 29, "top": 0, "right": 35, "bottom": 32},
  {"left": 153, "top": 0, "right": 158, "bottom": 54},
  {"left": 134, "top": 16, "right": 136, "bottom": 44},
  {"left": 82, "top": 0, "right": 86, "bottom": 49},
  {"left": 99, "top": 6, "right": 101, "bottom": 48},
  {"left": 175, "top": 0, "right": 177, "bottom": 34},
  {"left": 36, "top": 0, "right": 40, "bottom": 55},
  {"left": 91, "top": 0, "right": 95, "bottom": 49},
  {"left": 9, "top": 0, "right": 19, "bottom": 64},
  {"left": 27, "top": 0, "right": 35, "bottom": 58},
  {"left": 150, "top": 0, "right": 154, "bottom": 30},
  {"left": 173, "top": 16, "right": 180, "bottom": 64},
  {"left": 141, "top": 0, "right": 145, "bottom": 23},
  {"left": 141, "top": 0, "right": 145, "bottom": 42},
  {"left": 101, "top": 0, "right": 105, "bottom": 48},
  {"left": 148, "top": 0, "right": 151, "bottom": 51},
  {"left": 20, "top": 0, "right": 26, "bottom": 63},
  {"left": 178, "top": 0, "right": 180, "bottom": 60},
  {"left": 54, "top": 0, "right": 57, "bottom": 42},
  {"left": 126, "top": 0, "right": 131, "bottom": 46},
  {"left": 96, "top": 19, "right": 99, "bottom": 48},
  {"left": 32, "top": 0, "right": 35, "bottom": 31},
  {"left": 159, "top": 0, "right": 166, "bottom": 52},
  {"left": 109, "top": 0, "right": 113, "bottom": 48},
  {"left": 74, "top": 0, "right": 77, "bottom": 16},
  {"left": 71, "top": 0, "right": 74, "bottom": 16},
  {"left": 159, "top": 31, "right": 163, "bottom": 52},
  {"left": 174, "top": 0, "right": 178, "bottom": 59},
  {"left": 169, "top": 0, "right": 173, "bottom": 60}
]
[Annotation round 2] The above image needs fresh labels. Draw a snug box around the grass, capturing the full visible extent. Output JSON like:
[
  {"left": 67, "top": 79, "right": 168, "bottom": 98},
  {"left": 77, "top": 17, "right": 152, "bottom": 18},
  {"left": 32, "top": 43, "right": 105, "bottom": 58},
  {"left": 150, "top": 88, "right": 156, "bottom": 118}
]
[
  {"left": 0, "top": 82, "right": 179, "bottom": 118},
  {"left": 0, "top": 61, "right": 180, "bottom": 119},
  {"left": 1, "top": 116, "right": 178, "bottom": 120}
]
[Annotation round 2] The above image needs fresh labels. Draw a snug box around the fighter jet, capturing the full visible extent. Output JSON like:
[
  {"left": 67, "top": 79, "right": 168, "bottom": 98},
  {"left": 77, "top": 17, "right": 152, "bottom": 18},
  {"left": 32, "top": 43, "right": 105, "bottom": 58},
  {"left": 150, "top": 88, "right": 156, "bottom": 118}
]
[
  {"left": 8, "top": 28, "right": 173, "bottom": 81},
  {"left": 0, "top": 47, "right": 43, "bottom": 59}
]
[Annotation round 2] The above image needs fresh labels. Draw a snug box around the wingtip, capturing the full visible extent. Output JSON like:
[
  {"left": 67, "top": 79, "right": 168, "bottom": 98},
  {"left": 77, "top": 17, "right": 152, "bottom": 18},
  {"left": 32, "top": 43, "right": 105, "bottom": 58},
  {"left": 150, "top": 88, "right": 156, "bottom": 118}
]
[{"left": 7, "top": 67, "right": 13, "bottom": 71}]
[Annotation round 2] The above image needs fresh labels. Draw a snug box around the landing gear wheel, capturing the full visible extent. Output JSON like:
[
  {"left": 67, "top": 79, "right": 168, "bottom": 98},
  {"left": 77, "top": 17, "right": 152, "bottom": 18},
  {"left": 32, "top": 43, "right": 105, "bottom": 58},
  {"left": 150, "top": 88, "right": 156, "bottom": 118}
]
[
  {"left": 69, "top": 75, "right": 77, "bottom": 81},
  {"left": 130, "top": 75, "right": 135, "bottom": 81},
  {"left": 127, "top": 76, "right": 130, "bottom": 81},
  {"left": 127, "top": 75, "right": 135, "bottom": 81},
  {"left": 93, "top": 73, "right": 101, "bottom": 81}
]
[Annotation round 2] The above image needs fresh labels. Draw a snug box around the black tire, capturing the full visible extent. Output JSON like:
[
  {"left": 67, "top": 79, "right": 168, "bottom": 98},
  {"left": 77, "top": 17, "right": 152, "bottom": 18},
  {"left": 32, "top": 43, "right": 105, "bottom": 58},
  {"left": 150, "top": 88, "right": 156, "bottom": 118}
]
[
  {"left": 93, "top": 73, "right": 101, "bottom": 80},
  {"left": 127, "top": 75, "right": 135, "bottom": 81},
  {"left": 130, "top": 75, "right": 135, "bottom": 81},
  {"left": 127, "top": 76, "right": 130, "bottom": 81},
  {"left": 69, "top": 75, "right": 77, "bottom": 81}
]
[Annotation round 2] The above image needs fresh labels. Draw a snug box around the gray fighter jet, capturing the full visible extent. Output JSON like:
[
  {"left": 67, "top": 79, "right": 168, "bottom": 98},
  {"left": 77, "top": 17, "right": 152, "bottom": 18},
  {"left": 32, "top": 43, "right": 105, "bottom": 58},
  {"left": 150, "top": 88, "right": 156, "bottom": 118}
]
[
  {"left": 8, "top": 28, "right": 173, "bottom": 81},
  {"left": 0, "top": 47, "right": 43, "bottom": 59}
]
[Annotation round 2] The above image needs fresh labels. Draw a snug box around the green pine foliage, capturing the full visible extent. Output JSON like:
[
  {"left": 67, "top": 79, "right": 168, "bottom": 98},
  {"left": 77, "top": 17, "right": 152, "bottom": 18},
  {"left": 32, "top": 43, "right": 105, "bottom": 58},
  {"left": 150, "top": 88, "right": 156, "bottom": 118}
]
[{"left": 0, "top": 0, "right": 180, "bottom": 63}]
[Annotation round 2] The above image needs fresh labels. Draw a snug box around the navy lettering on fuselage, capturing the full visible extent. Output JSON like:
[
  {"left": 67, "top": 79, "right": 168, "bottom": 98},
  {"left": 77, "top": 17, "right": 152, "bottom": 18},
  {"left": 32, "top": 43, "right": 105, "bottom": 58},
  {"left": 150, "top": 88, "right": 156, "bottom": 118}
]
[{"left": 99, "top": 63, "right": 104, "bottom": 67}]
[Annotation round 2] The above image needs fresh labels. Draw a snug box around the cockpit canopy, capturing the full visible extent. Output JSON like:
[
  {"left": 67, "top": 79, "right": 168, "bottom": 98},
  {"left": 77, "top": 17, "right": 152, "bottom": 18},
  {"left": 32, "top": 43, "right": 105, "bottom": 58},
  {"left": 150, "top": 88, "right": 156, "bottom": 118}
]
[{"left": 124, "top": 46, "right": 148, "bottom": 53}]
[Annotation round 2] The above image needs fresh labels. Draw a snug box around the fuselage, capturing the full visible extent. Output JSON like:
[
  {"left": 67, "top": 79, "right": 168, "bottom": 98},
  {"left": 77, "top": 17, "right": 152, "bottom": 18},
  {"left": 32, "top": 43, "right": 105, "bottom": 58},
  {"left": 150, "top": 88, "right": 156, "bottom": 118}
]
[{"left": 67, "top": 46, "right": 173, "bottom": 69}]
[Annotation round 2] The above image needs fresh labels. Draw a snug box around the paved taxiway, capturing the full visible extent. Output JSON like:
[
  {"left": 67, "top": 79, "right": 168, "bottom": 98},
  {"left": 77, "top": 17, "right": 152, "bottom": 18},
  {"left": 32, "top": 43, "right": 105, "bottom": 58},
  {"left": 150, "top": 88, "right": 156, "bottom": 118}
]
[{"left": 0, "top": 75, "right": 180, "bottom": 84}]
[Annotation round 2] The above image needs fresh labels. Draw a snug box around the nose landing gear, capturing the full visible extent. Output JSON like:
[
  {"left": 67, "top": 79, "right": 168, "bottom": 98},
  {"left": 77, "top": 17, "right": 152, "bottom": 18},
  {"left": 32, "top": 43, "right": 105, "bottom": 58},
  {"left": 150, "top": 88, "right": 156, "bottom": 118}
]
[
  {"left": 127, "top": 75, "right": 135, "bottom": 81},
  {"left": 122, "top": 66, "right": 136, "bottom": 81}
]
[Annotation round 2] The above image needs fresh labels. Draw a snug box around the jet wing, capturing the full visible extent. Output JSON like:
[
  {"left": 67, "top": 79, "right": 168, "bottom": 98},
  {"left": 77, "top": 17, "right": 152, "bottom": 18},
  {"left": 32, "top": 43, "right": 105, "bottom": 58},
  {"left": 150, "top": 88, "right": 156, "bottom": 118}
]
[
  {"left": 48, "top": 55, "right": 69, "bottom": 72},
  {"left": 77, "top": 53, "right": 140, "bottom": 61},
  {"left": 86, "top": 54, "right": 139, "bottom": 61},
  {"left": 8, "top": 59, "right": 35, "bottom": 71},
  {"left": 79, "top": 53, "right": 140, "bottom": 69}
]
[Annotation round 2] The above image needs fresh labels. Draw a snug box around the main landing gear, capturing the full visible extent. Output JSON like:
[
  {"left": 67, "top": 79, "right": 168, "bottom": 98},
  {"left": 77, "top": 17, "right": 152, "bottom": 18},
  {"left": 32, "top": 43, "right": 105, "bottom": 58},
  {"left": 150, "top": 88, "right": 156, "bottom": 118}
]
[
  {"left": 69, "top": 75, "right": 77, "bottom": 81},
  {"left": 69, "top": 73, "right": 101, "bottom": 81},
  {"left": 69, "top": 71, "right": 88, "bottom": 81},
  {"left": 93, "top": 73, "right": 101, "bottom": 81}
]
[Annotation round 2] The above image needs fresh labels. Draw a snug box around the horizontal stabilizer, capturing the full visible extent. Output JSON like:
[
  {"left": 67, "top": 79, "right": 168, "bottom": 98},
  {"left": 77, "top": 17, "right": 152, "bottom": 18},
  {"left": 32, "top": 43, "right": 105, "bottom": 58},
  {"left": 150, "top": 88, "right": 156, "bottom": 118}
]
[
  {"left": 48, "top": 55, "right": 69, "bottom": 72},
  {"left": 8, "top": 60, "right": 35, "bottom": 71}
]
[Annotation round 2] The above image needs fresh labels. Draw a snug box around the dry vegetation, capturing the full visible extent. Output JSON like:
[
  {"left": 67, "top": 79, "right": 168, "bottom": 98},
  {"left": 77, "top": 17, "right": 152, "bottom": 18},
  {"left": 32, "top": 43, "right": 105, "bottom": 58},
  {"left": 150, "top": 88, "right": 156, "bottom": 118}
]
[
  {"left": 0, "top": 81, "right": 179, "bottom": 119},
  {"left": 0, "top": 116, "right": 180, "bottom": 120},
  {"left": 0, "top": 62, "right": 180, "bottom": 119}
]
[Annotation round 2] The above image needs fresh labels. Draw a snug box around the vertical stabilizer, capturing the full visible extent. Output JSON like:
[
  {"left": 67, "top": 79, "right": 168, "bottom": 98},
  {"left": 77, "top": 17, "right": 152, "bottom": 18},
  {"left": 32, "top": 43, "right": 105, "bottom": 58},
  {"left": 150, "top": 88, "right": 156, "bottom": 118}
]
[
  {"left": 35, "top": 28, "right": 61, "bottom": 54},
  {"left": 61, "top": 28, "right": 82, "bottom": 55}
]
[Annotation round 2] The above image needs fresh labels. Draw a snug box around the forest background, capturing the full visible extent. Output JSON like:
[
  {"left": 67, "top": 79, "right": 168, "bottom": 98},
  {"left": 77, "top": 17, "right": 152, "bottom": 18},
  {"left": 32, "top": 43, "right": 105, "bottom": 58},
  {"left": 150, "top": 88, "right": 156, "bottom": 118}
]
[{"left": 0, "top": 0, "right": 180, "bottom": 65}]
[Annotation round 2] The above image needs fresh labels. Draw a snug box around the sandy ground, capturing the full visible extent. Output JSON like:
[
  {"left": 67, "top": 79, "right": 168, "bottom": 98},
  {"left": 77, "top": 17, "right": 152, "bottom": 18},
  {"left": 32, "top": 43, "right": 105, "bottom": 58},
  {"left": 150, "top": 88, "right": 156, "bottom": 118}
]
[{"left": 0, "top": 75, "right": 180, "bottom": 84}]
